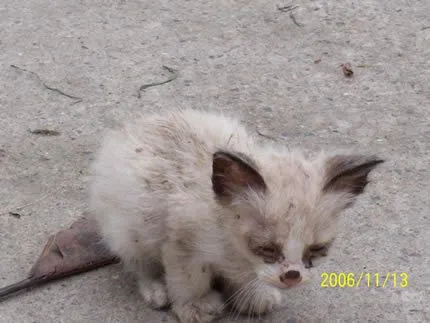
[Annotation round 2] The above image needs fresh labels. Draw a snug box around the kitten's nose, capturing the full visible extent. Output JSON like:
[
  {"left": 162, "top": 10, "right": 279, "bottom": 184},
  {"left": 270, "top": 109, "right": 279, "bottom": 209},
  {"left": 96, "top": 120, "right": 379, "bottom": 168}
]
[{"left": 280, "top": 270, "right": 302, "bottom": 286}]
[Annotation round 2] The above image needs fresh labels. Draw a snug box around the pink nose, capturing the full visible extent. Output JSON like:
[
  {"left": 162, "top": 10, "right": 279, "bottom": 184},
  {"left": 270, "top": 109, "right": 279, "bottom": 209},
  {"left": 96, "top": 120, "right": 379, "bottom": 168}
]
[{"left": 280, "top": 270, "right": 302, "bottom": 286}]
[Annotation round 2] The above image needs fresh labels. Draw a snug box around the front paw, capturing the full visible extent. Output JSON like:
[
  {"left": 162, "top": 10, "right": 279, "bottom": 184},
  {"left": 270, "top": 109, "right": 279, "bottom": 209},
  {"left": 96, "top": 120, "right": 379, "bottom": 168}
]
[
  {"left": 172, "top": 291, "right": 224, "bottom": 323},
  {"left": 139, "top": 280, "right": 169, "bottom": 309},
  {"left": 231, "top": 285, "right": 283, "bottom": 316}
]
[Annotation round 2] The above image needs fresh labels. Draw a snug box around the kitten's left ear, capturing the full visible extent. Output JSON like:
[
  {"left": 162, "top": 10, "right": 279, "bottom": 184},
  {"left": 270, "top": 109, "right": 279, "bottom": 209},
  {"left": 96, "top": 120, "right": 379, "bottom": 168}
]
[
  {"left": 323, "top": 155, "right": 384, "bottom": 195},
  {"left": 212, "top": 151, "right": 267, "bottom": 201}
]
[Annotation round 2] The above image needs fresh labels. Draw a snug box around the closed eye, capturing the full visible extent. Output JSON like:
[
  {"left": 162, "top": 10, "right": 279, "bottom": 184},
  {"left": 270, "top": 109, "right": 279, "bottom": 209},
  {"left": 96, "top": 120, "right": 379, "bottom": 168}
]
[
  {"left": 259, "top": 246, "right": 276, "bottom": 254},
  {"left": 308, "top": 244, "right": 326, "bottom": 252},
  {"left": 252, "top": 244, "right": 284, "bottom": 264}
]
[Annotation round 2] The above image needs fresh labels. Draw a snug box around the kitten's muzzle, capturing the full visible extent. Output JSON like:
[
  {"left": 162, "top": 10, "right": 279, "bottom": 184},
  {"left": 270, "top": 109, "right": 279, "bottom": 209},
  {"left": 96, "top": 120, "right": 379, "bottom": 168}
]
[
  {"left": 259, "top": 262, "right": 310, "bottom": 289},
  {"left": 276, "top": 263, "right": 309, "bottom": 288}
]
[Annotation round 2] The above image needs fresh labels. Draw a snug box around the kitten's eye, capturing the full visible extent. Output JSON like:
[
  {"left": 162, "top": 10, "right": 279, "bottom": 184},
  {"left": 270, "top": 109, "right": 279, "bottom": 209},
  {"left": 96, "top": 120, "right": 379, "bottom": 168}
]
[
  {"left": 309, "top": 244, "right": 326, "bottom": 252},
  {"left": 255, "top": 245, "right": 283, "bottom": 264},
  {"left": 259, "top": 246, "right": 276, "bottom": 255},
  {"left": 303, "top": 243, "right": 330, "bottom": 268},
  {"left": 307, "top": 243, "right": 329, "bottom": 258}
]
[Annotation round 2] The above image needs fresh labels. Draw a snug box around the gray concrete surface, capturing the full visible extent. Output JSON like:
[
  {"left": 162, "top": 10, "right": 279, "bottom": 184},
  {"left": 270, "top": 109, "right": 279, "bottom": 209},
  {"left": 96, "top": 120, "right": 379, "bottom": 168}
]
[{"left": 1, "top": 0, "right": 429, "bottom": 322}]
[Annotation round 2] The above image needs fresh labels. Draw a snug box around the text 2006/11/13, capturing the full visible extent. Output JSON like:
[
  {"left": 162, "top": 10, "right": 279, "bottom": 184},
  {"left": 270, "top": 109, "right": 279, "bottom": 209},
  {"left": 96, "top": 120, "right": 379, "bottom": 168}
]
[{"left": 320, "top": 272, "right": 409, "bottom": 288}]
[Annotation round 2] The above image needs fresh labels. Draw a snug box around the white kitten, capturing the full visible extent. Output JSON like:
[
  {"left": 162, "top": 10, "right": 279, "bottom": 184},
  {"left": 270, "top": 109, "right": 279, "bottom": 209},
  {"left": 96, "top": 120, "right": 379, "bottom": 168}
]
[{"left": 88, "top": 109, "right": 383, "bottom": 323}]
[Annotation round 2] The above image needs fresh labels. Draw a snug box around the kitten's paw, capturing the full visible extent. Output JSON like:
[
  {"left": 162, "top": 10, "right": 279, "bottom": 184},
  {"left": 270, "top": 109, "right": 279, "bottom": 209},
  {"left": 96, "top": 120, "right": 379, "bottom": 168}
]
[
  {"left": 172, "top": 292, "right": 224, "bottom": 323},
  {"left": 232, "top": 285, "right": 283, "bottom": 315},
  {"left": 139, "top": 280, "right": 169, "bottom": 309}
]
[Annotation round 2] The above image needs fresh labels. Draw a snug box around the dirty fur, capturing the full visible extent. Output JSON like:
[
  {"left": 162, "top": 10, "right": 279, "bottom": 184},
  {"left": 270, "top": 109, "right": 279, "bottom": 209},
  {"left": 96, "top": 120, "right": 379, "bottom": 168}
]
[{"left": 88, "top": 109, "right": 384, "bottom": 323}]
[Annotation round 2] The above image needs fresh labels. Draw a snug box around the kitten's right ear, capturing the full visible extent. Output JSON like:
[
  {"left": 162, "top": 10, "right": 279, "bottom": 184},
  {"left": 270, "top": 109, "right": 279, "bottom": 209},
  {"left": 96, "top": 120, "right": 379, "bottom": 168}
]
[
  {"left": 323, "top": 154, "right": 384, "bottom": 196},
  {"left": 212, "top": 151, "right": 267, "bottom": 201}
]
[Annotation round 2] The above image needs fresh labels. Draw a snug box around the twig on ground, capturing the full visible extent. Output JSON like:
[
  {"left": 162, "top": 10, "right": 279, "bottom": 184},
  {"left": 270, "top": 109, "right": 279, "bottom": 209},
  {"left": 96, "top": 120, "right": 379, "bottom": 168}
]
[
  {"left": 137, "top": 65, "right": 179, "bottom": 98},
  {"left": 289, "top": 11, "right": 304, "bottom": 27},
  {"left": 42, "top": 84, "right": 82, "bottom": 102},
  {"left": 8, "top": 212, "right": 22, "bottom": 219},
  {"left": 277, "top": 4, "right": 298, "bottom": 12},
  {"left": 277, "top": 4, "right": 303, "bottom": 27},
  {"left": 29, "top": 129, "right": 61, "bottom": 136},
  {"left": 4, "top": 193, "right": 52, "bottom": 216},
  {"left": 256, "top": 128, "right": 279, "bottom": 141},
  {"left": 10, "top": 65, "right": 83, "bottom": 103}
]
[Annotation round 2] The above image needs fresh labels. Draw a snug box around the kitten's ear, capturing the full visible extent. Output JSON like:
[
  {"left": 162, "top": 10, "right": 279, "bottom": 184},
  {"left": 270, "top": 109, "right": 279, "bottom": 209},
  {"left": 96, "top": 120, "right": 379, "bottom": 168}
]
[
  {"left": 323, "top": 155, "right": 384, "bottom": 195},
  {"left": 212, "top": 151, "right": 267, "bottom": 200}
]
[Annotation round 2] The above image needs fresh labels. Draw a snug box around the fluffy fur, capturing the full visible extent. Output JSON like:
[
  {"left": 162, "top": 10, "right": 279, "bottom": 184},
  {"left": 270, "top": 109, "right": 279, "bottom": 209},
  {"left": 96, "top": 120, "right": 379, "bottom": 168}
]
[{"left": 88, "top": 109, "right": 383, "bottom": 323}]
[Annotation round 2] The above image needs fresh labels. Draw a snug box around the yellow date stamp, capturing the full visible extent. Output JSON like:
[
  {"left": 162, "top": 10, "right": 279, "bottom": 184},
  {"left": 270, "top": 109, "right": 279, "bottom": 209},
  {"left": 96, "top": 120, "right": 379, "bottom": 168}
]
[{"left": 320, "top": 272, "right": 409, "bottom": 288}]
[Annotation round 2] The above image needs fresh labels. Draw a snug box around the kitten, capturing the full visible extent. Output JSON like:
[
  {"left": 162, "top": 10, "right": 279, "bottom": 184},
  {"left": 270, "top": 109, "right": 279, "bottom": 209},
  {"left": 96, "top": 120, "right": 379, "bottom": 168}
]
[{"left": 88, "top": 109, "right": 384, "bottom": 323}]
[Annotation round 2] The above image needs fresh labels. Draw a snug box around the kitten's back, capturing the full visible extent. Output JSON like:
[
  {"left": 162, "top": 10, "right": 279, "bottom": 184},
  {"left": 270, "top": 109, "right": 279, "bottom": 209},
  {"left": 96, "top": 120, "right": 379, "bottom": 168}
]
[
  {"left": 109, "top": 109, "right": 255, "bottom": 188},
  {"left": 88, "top": 109, "right": 255, "bottom": 224}
]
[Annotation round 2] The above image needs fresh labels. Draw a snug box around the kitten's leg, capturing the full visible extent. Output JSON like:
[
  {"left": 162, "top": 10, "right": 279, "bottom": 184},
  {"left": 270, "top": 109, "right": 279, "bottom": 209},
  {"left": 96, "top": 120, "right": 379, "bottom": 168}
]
[
  {"left": 227, "top": 282, "right": 283, "bottom": 316},
  {"left": 136, "top": 261, "right": 169, "bottom": 309},
  {"left": 162, "top": 242, "right": 224, "bottom": 323}
]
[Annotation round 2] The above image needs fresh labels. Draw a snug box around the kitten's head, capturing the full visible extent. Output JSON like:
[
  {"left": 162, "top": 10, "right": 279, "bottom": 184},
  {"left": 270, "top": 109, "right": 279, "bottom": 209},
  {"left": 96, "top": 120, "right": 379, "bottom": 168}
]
[{"left": 212, "top": 150, "right": 384, "bottom": 289}]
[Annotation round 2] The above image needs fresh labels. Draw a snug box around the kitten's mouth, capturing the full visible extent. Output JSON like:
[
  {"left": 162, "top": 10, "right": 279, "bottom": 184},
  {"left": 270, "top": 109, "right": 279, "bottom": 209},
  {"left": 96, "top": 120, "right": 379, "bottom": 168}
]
[
  {"left": 281, "top": 277, "right": 302, "bottom": 288},
  {"left": 263, "top": 277, "right": 304, "bottom": 289}
]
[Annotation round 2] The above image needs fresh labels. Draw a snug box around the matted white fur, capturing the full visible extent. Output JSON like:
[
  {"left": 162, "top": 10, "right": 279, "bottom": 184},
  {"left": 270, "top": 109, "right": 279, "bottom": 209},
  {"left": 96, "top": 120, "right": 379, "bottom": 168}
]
[{"left": 88, "top": 108, "right": 383, "bottom": 323}]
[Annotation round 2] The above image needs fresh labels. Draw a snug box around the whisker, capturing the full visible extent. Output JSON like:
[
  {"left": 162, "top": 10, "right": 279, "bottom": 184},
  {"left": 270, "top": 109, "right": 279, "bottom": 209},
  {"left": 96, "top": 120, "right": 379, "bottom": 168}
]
[
  {"left": 224, "top": 278, "right": 257, "bottom": 308},
  {"left": 225, "top": 284, "right": 250, "bottom": 321},
  {"left": 228, "top": 270, "right": 254, "bottom": 282},
  {"left": 247, "top": 281, "right": 262, "bottom": 321},
  {"left": 225, "top": 278, "right": 259, "bottom": 321},
  {"left": 238, "top": 281, "right": 258, "bottom": 321},
  {"left": 247, "top": 280, "right": 262, "bottom": 321}
]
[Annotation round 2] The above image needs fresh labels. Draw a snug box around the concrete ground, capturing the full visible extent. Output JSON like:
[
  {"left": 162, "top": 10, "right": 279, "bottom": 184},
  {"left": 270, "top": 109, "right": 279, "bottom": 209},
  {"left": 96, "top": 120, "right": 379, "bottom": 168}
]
[{"left": 1, "top": 0, "right": 429, "bottom": 322}]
